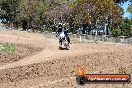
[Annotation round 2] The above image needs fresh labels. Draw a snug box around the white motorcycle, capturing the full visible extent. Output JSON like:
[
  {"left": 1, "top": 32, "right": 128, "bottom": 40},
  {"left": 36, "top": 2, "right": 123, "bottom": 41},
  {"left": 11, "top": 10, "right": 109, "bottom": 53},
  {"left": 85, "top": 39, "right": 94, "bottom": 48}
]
[{"left": 59, "top": 36, "right": 69, "bottom": 50}]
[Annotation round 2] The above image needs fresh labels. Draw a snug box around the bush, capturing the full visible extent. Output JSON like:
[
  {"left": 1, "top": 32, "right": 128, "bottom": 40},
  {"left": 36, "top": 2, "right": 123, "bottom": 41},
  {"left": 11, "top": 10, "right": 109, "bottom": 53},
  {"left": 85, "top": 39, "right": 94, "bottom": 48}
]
[
  {"left": 2, "top": 43, "right": 16, "bottom": 54},
  {"left": 112, "top": 28, "right": 121, "bottom": 37}
]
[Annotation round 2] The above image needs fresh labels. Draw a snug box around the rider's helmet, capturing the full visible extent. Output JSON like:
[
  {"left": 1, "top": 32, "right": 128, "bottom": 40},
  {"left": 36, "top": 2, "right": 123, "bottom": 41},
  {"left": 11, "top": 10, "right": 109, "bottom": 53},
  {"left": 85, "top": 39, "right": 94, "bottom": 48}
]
[{"left": 58, "top": 23, "right": 63, "bottom": 28}]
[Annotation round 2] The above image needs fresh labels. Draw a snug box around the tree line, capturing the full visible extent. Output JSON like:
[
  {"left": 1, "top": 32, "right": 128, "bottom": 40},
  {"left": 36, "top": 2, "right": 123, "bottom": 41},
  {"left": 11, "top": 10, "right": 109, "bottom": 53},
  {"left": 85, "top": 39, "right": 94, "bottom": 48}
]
[{"left": 0, "top": 0, "right": 131, "bottom": 37}]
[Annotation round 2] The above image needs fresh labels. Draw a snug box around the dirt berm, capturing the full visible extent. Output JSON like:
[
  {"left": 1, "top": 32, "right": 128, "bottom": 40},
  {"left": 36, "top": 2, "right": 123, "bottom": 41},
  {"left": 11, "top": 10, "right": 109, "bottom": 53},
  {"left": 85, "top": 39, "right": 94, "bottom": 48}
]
[{"left": 0, "top": 30, "right": 132, "bottom": 88}]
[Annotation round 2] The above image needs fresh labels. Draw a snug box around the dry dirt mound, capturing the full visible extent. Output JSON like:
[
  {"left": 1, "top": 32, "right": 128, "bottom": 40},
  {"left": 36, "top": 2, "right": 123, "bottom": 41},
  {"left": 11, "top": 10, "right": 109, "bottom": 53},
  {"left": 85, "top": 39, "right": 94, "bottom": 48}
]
[
  {"left": 0, "top": 30, "right": 132, "bottom": 88},
  {"left": 0, "top": 50, "right": 132, "bottom": 88},
  {"left": 0, "top": 43, "right": 42, "bottom": 66}
]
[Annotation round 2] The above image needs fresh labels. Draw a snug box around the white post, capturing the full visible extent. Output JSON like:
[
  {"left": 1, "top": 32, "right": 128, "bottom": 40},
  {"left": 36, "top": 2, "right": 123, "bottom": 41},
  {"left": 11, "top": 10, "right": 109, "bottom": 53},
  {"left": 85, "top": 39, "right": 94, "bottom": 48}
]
[{"left": 79, "top": 36, "right": 82, "bottom": 42}]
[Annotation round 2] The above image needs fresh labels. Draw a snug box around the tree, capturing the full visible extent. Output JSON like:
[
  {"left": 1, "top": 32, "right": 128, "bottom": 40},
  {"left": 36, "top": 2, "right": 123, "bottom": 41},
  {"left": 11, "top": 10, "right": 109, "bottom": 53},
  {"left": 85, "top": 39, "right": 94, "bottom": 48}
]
[
  {"left": 119, "top": 17, "right": 132, "bottom": 37},
  {"left": 0, "top": 0, "right": 129, "bottom": 33},
  {"left": 0, "top": 0, "right": 20, "bottom": 22},
  {"left": 69, "top": 0, "right": 123, "bottom": 34},
  {"left": 112, "top": 28, "right": 121, "bottom": 36},
  {"left": 44, "top": 4, "right": 73, "bottom": 21},
  {"left": 43, "top": 0, "right": 73, "bottom": 31},
  {"left": 127, "top": 4, "right": 132, "bottom": 18},
  {"left": 127, "top": 4, "right": 132, "bottom": 14},
  {"left": 16, "top": 0, "right": 47, "bottom": 31}
]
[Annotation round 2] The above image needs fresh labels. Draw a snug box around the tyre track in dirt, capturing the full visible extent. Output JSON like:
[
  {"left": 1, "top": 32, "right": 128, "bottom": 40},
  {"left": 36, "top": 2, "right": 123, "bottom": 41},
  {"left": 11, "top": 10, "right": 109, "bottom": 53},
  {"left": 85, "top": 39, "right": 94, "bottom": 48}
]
[
  {"left": 0, "top": 30, "right": 132, "bottom": 88},
  {"left": 0, "top": 49, "right": 132, "bottom": 88}
]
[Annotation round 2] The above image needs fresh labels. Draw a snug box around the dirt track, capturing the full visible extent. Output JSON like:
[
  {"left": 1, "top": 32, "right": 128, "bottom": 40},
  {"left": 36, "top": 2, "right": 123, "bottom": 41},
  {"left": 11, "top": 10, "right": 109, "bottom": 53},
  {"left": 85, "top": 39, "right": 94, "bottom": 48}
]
[{"left": 0, "top": 30, "right": 132, "bottom": 88}]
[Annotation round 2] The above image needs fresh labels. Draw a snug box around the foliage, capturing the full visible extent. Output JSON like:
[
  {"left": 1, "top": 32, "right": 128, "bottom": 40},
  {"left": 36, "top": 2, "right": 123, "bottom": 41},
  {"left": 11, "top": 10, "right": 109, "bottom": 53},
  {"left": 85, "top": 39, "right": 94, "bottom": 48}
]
[
  {"left": 0, "top": 43, "right": 16, "bottom": 54},
  {"left": 112, "top": 28, "right": 122, "bottom": 36},
  {"left": 0, "top": 0, "right": 131, "bottom": 34},
  {"left": 0, "top": 0, "right": 19, "bottom": 21},
  {"left": 68, "top": 0, "right": 123, "bottom": 33},
  {"left": 120, "top": 17, "right": 132, "bottom": 37},
  {"left": 15, "top": 0, "right": 48, "bottom": 30},
  {"left": 127, "top": 4, "right": 132, "bottom": 16},
  {"left": 38, "top": 1, "right": 47, "bottom": 15},
  {"left": 3, "top": 43, "right": 16, "bottom": 54}
]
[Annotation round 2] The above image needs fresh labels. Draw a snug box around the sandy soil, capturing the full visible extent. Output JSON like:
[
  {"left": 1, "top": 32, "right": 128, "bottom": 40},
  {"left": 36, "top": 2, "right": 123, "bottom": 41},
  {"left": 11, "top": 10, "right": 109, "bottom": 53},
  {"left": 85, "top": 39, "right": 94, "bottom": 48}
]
[
  {"left": 0, "top": 29, "right": 132, "bottom": 88},
  {"left": 0, "top": 43, "right": 42, "bottom": 66}
]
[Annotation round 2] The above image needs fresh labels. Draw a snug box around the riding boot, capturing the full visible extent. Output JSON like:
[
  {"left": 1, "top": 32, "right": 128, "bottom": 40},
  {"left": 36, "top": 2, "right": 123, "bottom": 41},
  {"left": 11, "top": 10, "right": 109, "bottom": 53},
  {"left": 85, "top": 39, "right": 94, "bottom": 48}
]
[
  {"left": 59, "top": 38, "right": 62, "bottom": 46},
  {"left": 67, "top": 37, "right": 70, "bottom": 44}
]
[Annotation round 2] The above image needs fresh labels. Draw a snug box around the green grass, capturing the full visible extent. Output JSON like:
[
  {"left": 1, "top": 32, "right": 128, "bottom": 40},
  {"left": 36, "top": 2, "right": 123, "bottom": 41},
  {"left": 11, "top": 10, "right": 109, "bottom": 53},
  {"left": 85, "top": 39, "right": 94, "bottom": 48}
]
[
  {"left": 0, "top": 44, "right": 5, "bottom": 53},
  {"left": 0, "top": 43, "right": 16, "bottom": 54}
]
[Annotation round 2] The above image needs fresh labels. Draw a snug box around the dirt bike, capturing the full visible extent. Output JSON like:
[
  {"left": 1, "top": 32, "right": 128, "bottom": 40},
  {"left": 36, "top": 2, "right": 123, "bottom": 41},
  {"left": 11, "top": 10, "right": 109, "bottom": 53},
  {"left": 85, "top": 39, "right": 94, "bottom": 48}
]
[{"left": 59, "top": 37, "right": 69, "bottom": 50}]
